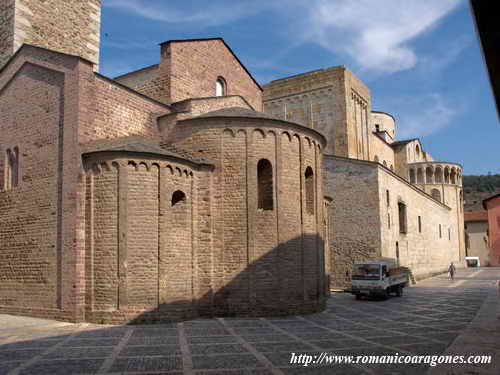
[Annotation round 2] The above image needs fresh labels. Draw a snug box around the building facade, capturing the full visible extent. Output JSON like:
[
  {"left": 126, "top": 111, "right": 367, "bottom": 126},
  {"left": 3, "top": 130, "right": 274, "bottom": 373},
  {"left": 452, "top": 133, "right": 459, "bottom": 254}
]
[
  {"left": 0, "top": 1, "right": 464, "bottom": 322},
  {"left": 483, "top": 194, "right": 500, "bottom": 266},
  {"left": 263, "top": 68, "right": 465, "bottom": 288},
  {"left": 464, "top": 211, "right": 490, "bottom": 266}
]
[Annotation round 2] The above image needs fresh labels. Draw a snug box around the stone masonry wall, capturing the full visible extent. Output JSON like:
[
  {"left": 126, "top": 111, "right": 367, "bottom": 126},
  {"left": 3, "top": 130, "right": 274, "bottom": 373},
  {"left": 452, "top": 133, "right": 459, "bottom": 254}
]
[
  {"left": 169, "top": 117, "right": 326, "bottom": 315},
  {"left": 114, "top": 64, "right": 168, "bottom": 105},
  {"left": 166, "top": 40, "right": 262, "bottom": 110},
  {"left": 370, "top": 133, "right": 395, "bottom": 169},
  {"left": 79, "top": 75, "right": 171, "bottom": 144},
  {"left": 263, "top": 66, "right": 371, "bottom": 159},
  {"left": 0, "top": 0, "right": 101, "bottom": 70},
  {"left": 0, "top": 0, "right": 16, "bottom": 68},
  {"left": 0, "top": 46, "right": 87, "bottom": 322},
  {"left": 323, "top": 156, "right": 382, "bottom": 289},
  {"left": 378, "top": 167, "right": 462, "bottom": 279},
  {"left": 84, "top": 155, "right": 200, "bottom": 324}
]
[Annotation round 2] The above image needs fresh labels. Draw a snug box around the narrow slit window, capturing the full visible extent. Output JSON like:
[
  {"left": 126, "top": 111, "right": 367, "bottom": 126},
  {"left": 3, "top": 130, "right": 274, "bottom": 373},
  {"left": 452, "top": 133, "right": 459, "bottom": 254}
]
[
  {"left": 305, "top": 167, "right": 314, "bottom": 215},
  {"left": 418, "top": 216, "right": 422, "bottom": 233},
  {"left": 257, "top": 159, "right": 273, "bottom": 210},
  {"left": 398, "top": 202, "right": 407, "bottom": 234}
]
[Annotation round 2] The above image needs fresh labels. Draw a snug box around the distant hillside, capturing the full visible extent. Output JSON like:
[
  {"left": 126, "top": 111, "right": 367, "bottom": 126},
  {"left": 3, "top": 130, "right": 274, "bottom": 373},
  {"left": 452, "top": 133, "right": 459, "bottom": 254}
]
[{"left": 463, "top": 174, "right": 500, "bottom": 212}]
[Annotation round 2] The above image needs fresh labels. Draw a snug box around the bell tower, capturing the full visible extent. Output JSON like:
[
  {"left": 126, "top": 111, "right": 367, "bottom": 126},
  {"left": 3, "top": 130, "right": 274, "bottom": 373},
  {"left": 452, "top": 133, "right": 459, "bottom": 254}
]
[{"left": 0, "top": 0, "right": 101, "bottom": 70}]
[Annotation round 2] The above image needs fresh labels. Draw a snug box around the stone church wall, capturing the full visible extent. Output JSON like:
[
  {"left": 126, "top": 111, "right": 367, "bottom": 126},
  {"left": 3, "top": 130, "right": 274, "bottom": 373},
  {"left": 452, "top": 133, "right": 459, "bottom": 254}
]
[
  {"left": 168, "top": 117, "right": 327, "bottom": 316},
  {"left": 83, "top": 154, "right": 205, "bottom": 323},
  {"left": 323, "top": 156, "right": 382, "bottom": 288},
  {"left": 0, "top": 0, "right": 101, "bottom": 69}
]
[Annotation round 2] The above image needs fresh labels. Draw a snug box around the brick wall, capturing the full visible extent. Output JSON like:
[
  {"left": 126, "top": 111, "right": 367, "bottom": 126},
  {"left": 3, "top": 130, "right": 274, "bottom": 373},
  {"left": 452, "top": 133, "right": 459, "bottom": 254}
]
[
  {"left": 83, "top": 155, "right": 202, "bottom": 323},
  {"left": 168, "top": 117, "right": 327, "bottom": 316},
  {"left": 485, "top": 197, "right": 500, "bottom": 266},
  {"left": 0, "top": 46, "right": 87, "bottom": 321},
  {"left": 114, "top": 65, "right": 169, "bottom": 105},
  {"left": 0, "top": 0, "right": 15, "bottom": 68},
  {"left": 79, "top": 75, "right": 171, "bottom": 144},
  {"left": 166, "top": 40, "right": 262, "bottom": 110},
  {"left": 0, "top": 0, "right": 101, "bottom": 69}
]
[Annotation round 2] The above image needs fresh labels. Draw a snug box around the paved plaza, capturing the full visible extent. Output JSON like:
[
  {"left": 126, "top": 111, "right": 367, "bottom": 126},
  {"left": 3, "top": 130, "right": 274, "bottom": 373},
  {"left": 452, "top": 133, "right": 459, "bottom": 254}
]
[{"left": 0, "top": 268, "right": 499, "bottom": 375}]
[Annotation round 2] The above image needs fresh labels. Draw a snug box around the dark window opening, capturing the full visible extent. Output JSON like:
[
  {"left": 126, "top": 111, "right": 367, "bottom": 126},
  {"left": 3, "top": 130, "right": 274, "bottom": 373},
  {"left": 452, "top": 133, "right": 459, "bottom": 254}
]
[
  {"left": 386, "top": 190, "right": 390, "bottom": 206},
  {"left": 439, "top": 224, "right": 442, "bottom": 238},
  {"left": 418, "top": 216, "right": 422, "bottom": 233},
  {"left": 398, "top": 202, "right": 407, "bottom": 234},
  {"left": 5, "top": 148, "right": 19, "bottom": 190},
  {"left": 388, "top": 213, "right": 391, "bottom": 228},
  {"left": 171, "top": 190, "right": 186, "bottom": 206},
  {"left": 448, "top": 228, "right": 451, "bottom": 240},
  {"left": 257, "top": 159, "right": 273, "bottom": 210},
  {"left": 375, "top": 124, "right": 380, "bottom": 132},
  {"left": 305, "top": 167, "right": 314, "bottom": 215}
]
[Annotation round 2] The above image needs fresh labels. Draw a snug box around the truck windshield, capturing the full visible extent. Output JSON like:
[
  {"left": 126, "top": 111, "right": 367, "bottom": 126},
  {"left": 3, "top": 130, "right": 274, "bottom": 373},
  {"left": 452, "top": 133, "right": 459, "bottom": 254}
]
[{"left": 352, "top": 264, "right": 381, "bottom": 280}]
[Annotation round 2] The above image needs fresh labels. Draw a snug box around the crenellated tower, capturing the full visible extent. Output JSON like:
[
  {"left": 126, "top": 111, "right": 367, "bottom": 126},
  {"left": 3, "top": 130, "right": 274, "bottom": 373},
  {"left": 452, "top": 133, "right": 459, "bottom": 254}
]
[{"left": 0, "top": 0, "right": 101, "bottom": 70}]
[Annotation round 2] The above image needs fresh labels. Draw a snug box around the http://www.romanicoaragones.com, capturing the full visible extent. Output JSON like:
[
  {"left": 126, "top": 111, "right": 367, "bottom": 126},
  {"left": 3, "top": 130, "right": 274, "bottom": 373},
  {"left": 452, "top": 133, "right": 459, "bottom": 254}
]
[{"left": 290, "top": 352, "right": 492, "bottom": 368}]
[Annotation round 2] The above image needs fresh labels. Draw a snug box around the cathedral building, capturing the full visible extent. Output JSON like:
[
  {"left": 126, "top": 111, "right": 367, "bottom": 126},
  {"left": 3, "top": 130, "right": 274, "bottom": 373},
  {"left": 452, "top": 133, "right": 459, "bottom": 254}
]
[{"left": 0, "top": 0, "right": 464, "bottom": 323}]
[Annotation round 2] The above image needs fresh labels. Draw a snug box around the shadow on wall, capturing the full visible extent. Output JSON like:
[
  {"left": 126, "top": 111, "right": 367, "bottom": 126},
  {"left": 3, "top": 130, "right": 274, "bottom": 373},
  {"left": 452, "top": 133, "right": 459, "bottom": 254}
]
[{"left": 89, "top": 234, "right": 328, "bottom": 325}]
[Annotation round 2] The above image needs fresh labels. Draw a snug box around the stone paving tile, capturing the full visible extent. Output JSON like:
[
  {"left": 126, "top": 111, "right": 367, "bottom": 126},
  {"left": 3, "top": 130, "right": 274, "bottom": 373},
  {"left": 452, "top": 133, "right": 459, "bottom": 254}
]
[
  {"left": 187, "top": 336, "right": 238, "bottom": 345},
  {"left": 128, "top": 335, "right": 180, "bottom": 346},
  {"left": 0, "top": 349, "right": 45, "bottom": 362},
  {"left": 240, "top": 335, "right": 296, "bottom": 343},
  {"left": 230, "top": 327, "right": 280, "bottom": 335},
  {"left": 280, "top": 365, "right": 366, "bottom": 374},
  {"left": 190, "top": 343, "right": 249, "bottom": 355},
  {"left": 184, "top": 328, "right": 231, "bottom": 336},
  {"left": 43, "top": 346, "right": 114, "bottom": 359},
  {"left": 195, "top": 369, "right": 274, "bottom": 375},
  {"left": 310, "top": 339, "right": 377, "bottom": 350},
  {"left": 0, "top": 340, "right": 61, "bottom": 351},
  {"left": 65, "top": 337, "right": 122, "bottom": 347},
  {"left": 0, "top": 361, "right": 23, "bottom": 375},
  {"left": 119, "top": 344, "right": 181, "bottom": 357},
  {"left": 131, "top": 328, "right": 178, "bottom": 337},
  {"left": 77, "top": 328, "right": 129, "bottom": 338},
  {"left": 392, "top": 342, "right": 449, "bottom": 355},
  {"left": 250, "top": 342, "right": 315, "bottom": 353},
  {"left": 108, "top": 356, "right": 182, "bottom": 372},
  {"left": 192, "top": 354, "right": 262, "bottom": 370},
  {"left": 19, "top": 358, "right": 106, "bottom": 375}
]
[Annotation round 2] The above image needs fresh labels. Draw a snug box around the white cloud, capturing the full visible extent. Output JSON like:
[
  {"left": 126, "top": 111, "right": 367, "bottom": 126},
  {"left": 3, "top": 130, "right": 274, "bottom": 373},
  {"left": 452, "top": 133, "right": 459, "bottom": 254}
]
[
  {"left": 104, "top": 0, "right": 272, "bottom": 26},
  {"left": 306, "top": 0, "right": 463, "bottom": 73},
  {"left": 395, "top": 93, "right": 457, "bottom": 138}
]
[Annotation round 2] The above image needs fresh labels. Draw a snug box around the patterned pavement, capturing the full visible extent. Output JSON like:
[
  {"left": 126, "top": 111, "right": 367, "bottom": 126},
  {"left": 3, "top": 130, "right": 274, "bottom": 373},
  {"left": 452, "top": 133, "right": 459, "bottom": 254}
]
[{"left": 0, "top": 267, "right": 499, "bottom": 375}]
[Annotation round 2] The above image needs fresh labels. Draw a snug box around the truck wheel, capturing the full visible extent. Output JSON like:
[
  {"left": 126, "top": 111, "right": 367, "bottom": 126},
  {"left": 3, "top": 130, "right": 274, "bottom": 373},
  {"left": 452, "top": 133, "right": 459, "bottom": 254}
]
[
  {"left": 382, "top": 289, "right": 389, "bottom": 300},
  {"left": 396, "top": 285, "right": 403, "bottom": 297}
]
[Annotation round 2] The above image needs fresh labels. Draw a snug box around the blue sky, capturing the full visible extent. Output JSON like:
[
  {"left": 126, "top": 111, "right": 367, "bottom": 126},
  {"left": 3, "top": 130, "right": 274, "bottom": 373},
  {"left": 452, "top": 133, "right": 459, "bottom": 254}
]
[{"left": 99, "top": 0, "right": 499, "bottom": 175}]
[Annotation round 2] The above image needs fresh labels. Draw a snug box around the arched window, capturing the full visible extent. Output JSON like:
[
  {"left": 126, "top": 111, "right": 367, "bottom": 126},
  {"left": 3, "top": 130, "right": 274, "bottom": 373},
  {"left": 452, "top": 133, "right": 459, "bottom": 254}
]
[
  {"left": 305, "top": 167, "right": 314, "bottom": 215},
  {"left": 409, "top": 169, "right": 416, "bottom": 184},
  {"left": 435, "top": 167, "right": 443, "bottom": 183},
  {"left": 426, "top": 167, "right": 433, "bottom": 183},
  {"left": 450, "top": 168, "right": 456, "bottom": 184},
  {"left": 257, "top": 159, "right": 273, "bottom": 210},
  {"left": 215, "top": 77, "right": 226, "bottom": 97},
  {"left": 415, "top": 145, "right": 420, "bottom": 159},
  {"left": 171, "top": 190, "right": 186, "bottom": 206},
  {"left": 417, "top": 168, "right": 424, "bottom": 184},
  {"left": 431, "top": 188, "right": 441, "bottom": 202}
]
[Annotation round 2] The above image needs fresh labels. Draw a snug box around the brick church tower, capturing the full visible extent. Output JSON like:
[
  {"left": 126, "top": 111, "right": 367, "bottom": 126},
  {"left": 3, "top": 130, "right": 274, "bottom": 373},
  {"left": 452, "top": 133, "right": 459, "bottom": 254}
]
[{"left": 0, "top": 0, "right": 101, "bottom": 70}]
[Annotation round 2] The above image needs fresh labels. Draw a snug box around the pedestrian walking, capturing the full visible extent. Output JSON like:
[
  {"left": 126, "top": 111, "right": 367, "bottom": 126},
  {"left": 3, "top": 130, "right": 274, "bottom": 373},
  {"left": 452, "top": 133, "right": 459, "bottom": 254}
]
[{"left": 448, "top": 262, "right": 456, "bottom": 281}]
